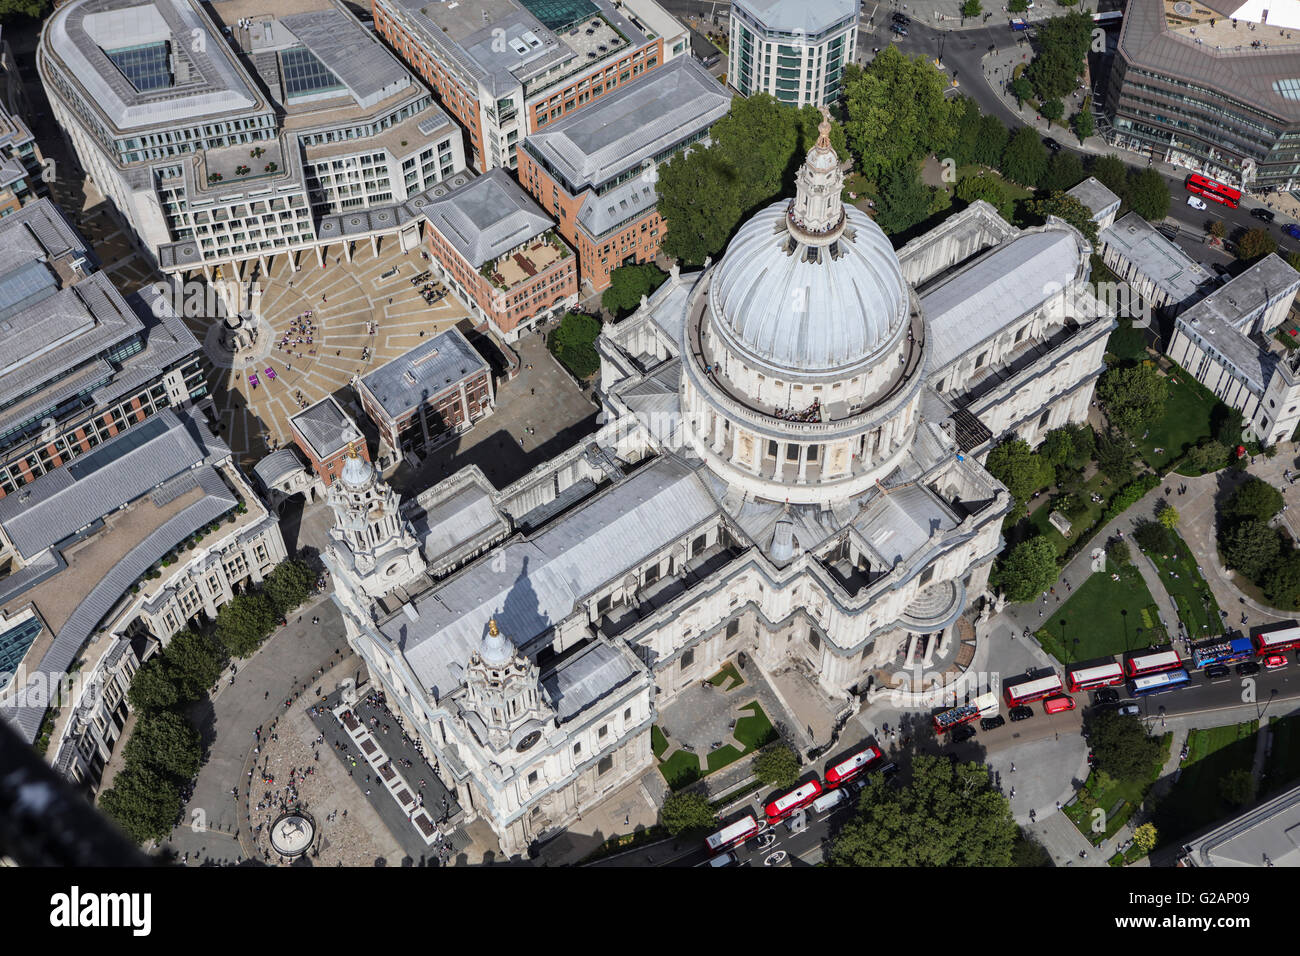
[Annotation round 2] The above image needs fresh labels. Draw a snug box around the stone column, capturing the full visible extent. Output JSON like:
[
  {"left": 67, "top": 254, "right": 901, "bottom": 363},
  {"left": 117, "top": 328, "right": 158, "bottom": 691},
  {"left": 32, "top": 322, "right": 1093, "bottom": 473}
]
[
  {"left": 903, "top": 633, "right": 917, "bottom": 667},
  {"left": 921, "top": 631, "right": 936, "bottom": 668},
  {"left": 937, "top": 621, "right": 954, "bottom": 657},
  {"left": 797, "top": 443, "right": 809, "bottom": 482},
  {"left": 774, "top": 441, "right": 787, "bottom": 479}
]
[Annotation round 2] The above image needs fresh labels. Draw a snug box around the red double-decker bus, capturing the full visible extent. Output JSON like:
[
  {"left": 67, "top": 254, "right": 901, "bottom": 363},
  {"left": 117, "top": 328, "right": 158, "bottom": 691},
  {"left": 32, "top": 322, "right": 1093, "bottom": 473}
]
[
  {"left": 1125, "top": 650, "right": 1182, "bottom": 677},
  {"left": 1003, "top": 674, "right": 1064, "bottom": 707},
  {"left": 705, "top": 814, "right": 760, "bottom": 854},
  {"left": 1185, "top": 173, "right": 1241, "bottom": 208},
  {"left": 1254, "top": 625, "right": 1300, "bottom": 656},
  {"left": 764, "top": 780, "right": 823, "bottom": 823},
  {"left": 1066, "top": 662, "right": 1124, "bottom": 692},
  {"left": 824, "top": 746, "right": 883, "bottom": 788}
]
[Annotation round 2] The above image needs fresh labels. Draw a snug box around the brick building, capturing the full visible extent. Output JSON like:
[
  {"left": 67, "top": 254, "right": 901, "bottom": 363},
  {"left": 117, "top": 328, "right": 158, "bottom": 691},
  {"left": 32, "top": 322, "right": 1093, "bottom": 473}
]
[
  {"left": 517, "top": 55, "right": 729, "bottom": 292},
  {"left": 369, "top": 0, "right": 686, "bottom": 172},
  {"left": 356, "top": 328, "right": 495, "bottom": 462},
  {"left": 422, "top": 169, "right": 578, "bottom": 339},
  {"left": 288, "top": 396, "right": 367, "bottom": 486}
]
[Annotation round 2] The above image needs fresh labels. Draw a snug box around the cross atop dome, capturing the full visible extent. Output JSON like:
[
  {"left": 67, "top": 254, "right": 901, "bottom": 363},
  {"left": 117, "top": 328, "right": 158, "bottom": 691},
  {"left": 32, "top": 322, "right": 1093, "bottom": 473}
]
[{"left": 788, "top": 107, "right": 845, "bottom": 242}]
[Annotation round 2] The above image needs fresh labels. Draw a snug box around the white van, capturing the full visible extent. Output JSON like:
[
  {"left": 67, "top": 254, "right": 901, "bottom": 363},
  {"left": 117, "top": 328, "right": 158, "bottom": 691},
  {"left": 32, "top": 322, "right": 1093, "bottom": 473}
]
[
  {"left": 811, "top": 788, "right": 848, "bottom": 813},
  {"left": 709, "top": 851, "right": 737, "bottom": 867}
]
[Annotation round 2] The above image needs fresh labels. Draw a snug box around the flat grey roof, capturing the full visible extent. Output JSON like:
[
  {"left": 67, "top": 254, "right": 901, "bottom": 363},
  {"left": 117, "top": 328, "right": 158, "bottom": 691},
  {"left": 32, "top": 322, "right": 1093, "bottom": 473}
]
[
  {"left": 525, "top": 56, "right": 730, "bottom": 191},
  {"left": 732, "top": 0, "right": 856, "bottom": 37},
  {"left": 541, "top": 639, "right": 639, "bottom": 723},
  {"left": 0, "top": 408, "right": 228, "bottom": 561},
  {"left": 1117, "top": 0, "right": 1300, "bottom": 121},
  {"left": 289, "top": 395, "right": 360, "bottom": 459},
  {"left": 1067, "top": 177, "right": 1122, "bottom": 221},
  {"left": 359, "top": 327, "right": 488, "bottom": 421},
  {"left": 422, "top": 167, "right": 555, "bottom": 268},
  {"left": 1101, "top": 211, "right": 1211, "bottom": 306}
]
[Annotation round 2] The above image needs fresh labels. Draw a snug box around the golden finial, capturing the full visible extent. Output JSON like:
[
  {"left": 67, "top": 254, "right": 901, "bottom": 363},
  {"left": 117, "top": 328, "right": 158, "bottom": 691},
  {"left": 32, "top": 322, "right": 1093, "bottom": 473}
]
[
  {"left": 346, "top": 440, "right": 359, "bottom": 459},
  {"left": 816, "top": 106, "right": 832, "bottom": 151},
  {"left": 488, "top": 618, "right": 499, "bottom": 637}
]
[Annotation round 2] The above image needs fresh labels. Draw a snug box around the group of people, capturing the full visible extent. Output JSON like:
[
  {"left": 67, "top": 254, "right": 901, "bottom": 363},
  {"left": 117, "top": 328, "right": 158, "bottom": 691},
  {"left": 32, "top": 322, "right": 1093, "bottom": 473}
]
[{"left": 772, "top": 398, "right": 823, "bottom": 424}]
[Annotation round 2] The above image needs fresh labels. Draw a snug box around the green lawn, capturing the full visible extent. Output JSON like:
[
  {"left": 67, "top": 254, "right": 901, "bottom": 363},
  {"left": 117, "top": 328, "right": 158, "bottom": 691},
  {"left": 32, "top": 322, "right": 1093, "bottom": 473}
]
[
  {"left": 1136, "top": 366, "right": 1220, "bottom": 474},
  {"left": 1153, "top": 722, "right": 1259, "bottom": 847},
  {"left": 1263, "top": 714, "right": 1300, "bottom": 794},
  {"left": 733, "top": 701, "right": 777, "bottom": 752},
  {"left": 1066, "top": 733, "right": 1171, "bottom": 845},
  {"left": 651, "top": 724, "right": 669, "bottom": 759},
  {"left": 952, "top": 164, "right": 1034, "bottom": 202},
  {"left": 1037, "top": 563, "right": 1168, "bottom": 665},
  {"left": 654, "top": 701, "right": 777, "bottom": 788},
  {"left": 707, "top": 661, "right": 744, "bottom": 691},
  {"left": 1145, "top": 529, "right": 1223, "bottom": 639},
  {"left": 658, "top": 749, "right": 702, "bottom": 790},
  {"left": 1026, "top": 471, "right": 1117, "bottom": 558}
]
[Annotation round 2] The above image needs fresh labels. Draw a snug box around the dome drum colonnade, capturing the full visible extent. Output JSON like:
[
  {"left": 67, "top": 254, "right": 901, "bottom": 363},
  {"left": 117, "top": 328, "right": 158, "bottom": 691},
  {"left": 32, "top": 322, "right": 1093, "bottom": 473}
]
[{"left": 679, "top": 113, "right": 929, "bottom": 503}]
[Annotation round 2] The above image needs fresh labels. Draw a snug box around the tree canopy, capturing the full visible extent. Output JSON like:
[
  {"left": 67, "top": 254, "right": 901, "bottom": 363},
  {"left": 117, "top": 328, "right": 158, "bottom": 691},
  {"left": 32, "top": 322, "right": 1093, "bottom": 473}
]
[
  {"left": 0, "top": 0, "right": 47, "bottom": 20},
  {"left": 1224, "top": 476, "right": 1284, "bottom": 524},
  {"left": 1098, "top": 362, "right": 1168, "bottom": 435},
  {"left": 1038, "top": 151, "right": 1086, "bottom": 195},
  {"left": 1089, "top": 154, "right": 1129, "bottom": 205},
  {"left": 1126, "top": 168, "right": 1170, "bottom": 222},
  {"left": 1026, "top": 11, "right": 1093, "bottom": 102},
  {"left": 601, "top": 264, "right": 668, "bottom": 319},
  {"left": 214, "top": 591, "right": 279, "bottom": 658},
  {"left": 262, "top": 558, "right": 315, "bottom": 617},
  {"left": 829, "top": 755, "right": 1017, "bottom": 866},
  {"left": 99, "top": 763, "right": 182, "bottom": 845},
  {"left": 993, "top": 537, "right": 1059, "bottom": 603},
  {"left": 659, "top": 792, "right": 717, "bottom": 836},
  {"left": 1072, "top": 107, "right": 1095, "bottom": 145},
  {"left": 1001, "top": 127, "right": 1049, "bottom": 187},
  {"left": 1237, "top": 227, "right": 1278, "bottom": 263},
  {"left": 160, "top": 630, "right": 224, "bottom": 704},
  {"left": 1087, "top": 710, "right": 1163, "bottom": 783},
  {"left": 874, "top": 163, "right": 934, "bottom": 235},
  {"left": 843, "top": 47, "right": 957, "bottom": 182},
  {"left": 753, "top": 743, "right": 801, "bottom": 788},
  {"left": 986, "top": 438, "right": 1055, "bottom": 515},
  {"left": 1028, "top": 191, "right": 1098, "bottom": 243},
  {"left": 1220, "top": 519, "right": 1282, "bottom": 580},
  {"left": 548, "top": 311, "right": 603, "bottom": 379},
  {"left": 127, "top": 658, "right": 179, "bottom": 713},
  {"left": 124, "top": 710, "right": 203, "bottom": 780}
]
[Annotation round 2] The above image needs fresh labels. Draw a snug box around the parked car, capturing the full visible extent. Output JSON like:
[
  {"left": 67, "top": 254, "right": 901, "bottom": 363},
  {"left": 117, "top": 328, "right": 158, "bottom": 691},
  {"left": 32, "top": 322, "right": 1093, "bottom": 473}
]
[
  {"left": 1204, "top": 664, "right": 1230, "bottom": 680},
  {"left": 1237, "top": 660, "right": 1261, "bottom": 676},
  {"left": 1251, "top": 207, "right": 1276, "bottom": 223},
  {"left": 1117, "top": 704, "right": 1141, "bottom": 716},
  {"left": 1042, "top": 137, "right": 1062, "bottom": 152},
  {"left": 951, "top": 724, "right": 977, "bottom": 742},
  {"left": 1094, "top": 688, "right": 1120, "bottom": 704},
  {"left": 1265, "top": 653, "right": 1288, "bottom": 670},
  {"left": 892, "top": 11, "right": 910, "bottom": 23},
  {"left": 890, "top": 23, "right": 908, "bottom": 35},
  {"left": 1187, "top": 195, "right": 1207, "bottom": 211},
  {"left": 1043, "top": 694, "right": 1077, "bottom": 714},
  {"left": 1284, "top": 223, "right": 1300, "bottom": 240},
  {"left": 1009, "top": 705, "right": 1034, "bottom": 722},
  {"left": 980, "top": 715, "right": 1006, "bottom": 730}
]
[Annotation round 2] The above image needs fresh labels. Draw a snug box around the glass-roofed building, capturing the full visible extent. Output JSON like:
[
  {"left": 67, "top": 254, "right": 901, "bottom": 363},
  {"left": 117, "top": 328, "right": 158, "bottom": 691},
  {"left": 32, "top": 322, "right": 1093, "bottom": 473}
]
[
  {"left": 38, "top": 0, "right": 468, "bottom": 273},
  {"left": 370, "top": 0, "right": 688, "bottom": 172}
]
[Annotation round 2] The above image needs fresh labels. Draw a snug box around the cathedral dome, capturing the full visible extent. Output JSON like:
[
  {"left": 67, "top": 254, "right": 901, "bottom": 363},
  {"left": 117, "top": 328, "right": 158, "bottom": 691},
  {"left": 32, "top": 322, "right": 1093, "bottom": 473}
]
[{"left": 707, "top": 117, "right": 909, "bottom": 376}]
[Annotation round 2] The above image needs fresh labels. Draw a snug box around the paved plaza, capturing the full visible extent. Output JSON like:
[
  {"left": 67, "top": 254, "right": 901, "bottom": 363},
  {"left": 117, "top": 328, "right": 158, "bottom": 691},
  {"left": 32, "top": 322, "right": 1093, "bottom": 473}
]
[
  {"left": 394, "top": 331, "right": 600, "bottom": 493},
  {"left": 183, "top": 244, "right": 474, "bottom": 471}
]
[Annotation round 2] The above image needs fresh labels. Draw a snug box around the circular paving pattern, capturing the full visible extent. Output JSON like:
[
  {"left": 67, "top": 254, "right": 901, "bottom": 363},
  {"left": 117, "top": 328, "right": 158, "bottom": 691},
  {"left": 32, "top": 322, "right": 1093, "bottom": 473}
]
[{"left": 183, "top": 243, "right": 472, "bottom": 470}]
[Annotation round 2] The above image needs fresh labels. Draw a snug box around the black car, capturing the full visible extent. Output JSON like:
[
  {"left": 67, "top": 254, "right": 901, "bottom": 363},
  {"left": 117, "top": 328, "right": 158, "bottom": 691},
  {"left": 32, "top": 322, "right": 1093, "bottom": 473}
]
[
  {"left": 951, "top": 724, "right": 977, "bottom": 743},
  {"left": 1009, "top": 705, "right": 1034, "bottom": 722},
  {"left": 1237, "top": 661, "right": 1261, "bottom": 676},
  {"left": 1205, "top": 664, "right": 1230, "bottom": 679},
  {"left": 980, "top": 715, "right": 1006, "bottom": 730},
  {"left": 1042, "top": 137, "right": 1062, "bottom": 152},
  {"left": 892, "top": 11, "right": 910, "bottom": 23},
  {"left": 1251, "top": 207, "right": 1276, "bottom": 223},
  {"left": 1094, "top": 688, "right": 1120, "bottom": 704}
]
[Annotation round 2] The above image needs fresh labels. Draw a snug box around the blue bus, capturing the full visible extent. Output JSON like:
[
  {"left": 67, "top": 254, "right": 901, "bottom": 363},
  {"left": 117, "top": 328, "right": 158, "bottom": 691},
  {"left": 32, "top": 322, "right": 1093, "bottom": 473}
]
[
  {"left": 1130, "top": 668, "right": 1190, "bottom": 696},
  {"left": 1191, "top": 637, "right": 1254, "bottom": 669}
]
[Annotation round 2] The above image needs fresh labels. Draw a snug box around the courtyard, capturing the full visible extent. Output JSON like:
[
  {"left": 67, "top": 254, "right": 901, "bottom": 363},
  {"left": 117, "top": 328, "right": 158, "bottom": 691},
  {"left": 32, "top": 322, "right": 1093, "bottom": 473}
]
[{"left": 182, "top": 242, "right": 474, "bottom": 472}]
